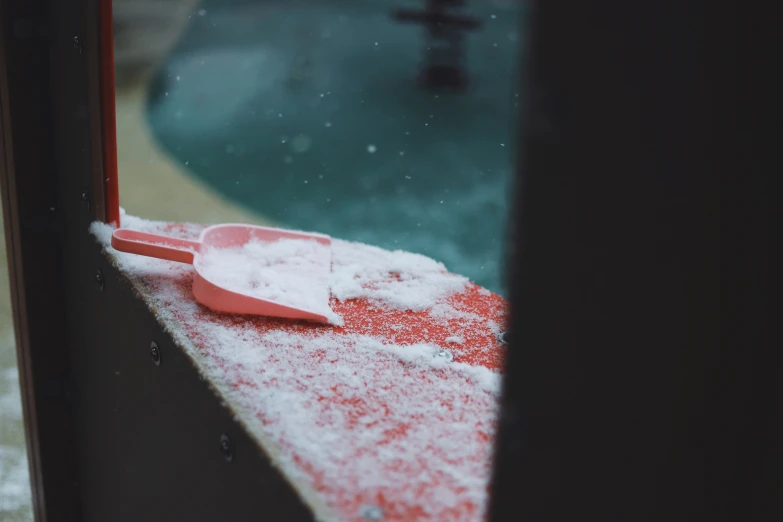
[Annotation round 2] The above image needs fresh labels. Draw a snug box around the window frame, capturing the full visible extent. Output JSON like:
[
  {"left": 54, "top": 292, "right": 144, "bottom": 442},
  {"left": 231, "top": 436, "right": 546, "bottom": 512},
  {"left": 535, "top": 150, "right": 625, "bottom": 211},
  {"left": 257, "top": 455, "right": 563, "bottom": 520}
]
[{"left": 2, "top": 2, "right": 744, "bottom": 522}]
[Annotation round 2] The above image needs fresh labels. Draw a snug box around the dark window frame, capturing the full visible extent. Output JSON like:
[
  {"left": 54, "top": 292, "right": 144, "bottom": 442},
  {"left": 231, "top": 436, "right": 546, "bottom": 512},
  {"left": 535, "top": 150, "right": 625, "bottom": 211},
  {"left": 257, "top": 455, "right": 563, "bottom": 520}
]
[{"left": 2, "top": 1, "right": 752, "bottom": 522}]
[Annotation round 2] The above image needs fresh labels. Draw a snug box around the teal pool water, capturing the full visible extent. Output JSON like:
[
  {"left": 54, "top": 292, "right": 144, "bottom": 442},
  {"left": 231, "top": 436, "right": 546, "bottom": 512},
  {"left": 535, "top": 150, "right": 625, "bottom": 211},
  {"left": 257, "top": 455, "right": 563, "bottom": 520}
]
[{"left": 147, "top": 0, "right": 522, "bottom": 295}]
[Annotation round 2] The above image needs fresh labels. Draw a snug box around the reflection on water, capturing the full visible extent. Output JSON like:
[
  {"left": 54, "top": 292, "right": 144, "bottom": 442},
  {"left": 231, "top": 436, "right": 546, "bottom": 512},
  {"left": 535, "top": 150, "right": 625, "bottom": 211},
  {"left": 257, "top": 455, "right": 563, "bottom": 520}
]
[{"left": 147, "top": 0, "right": 522, "bottom": 294}]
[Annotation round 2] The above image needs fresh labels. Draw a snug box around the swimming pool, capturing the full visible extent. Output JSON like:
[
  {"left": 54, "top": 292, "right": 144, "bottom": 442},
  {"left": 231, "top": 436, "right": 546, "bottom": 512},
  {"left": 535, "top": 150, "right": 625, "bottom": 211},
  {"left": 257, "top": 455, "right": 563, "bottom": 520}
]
[{"left": 147, "top": 0, "right": 523, "bottom": 295}]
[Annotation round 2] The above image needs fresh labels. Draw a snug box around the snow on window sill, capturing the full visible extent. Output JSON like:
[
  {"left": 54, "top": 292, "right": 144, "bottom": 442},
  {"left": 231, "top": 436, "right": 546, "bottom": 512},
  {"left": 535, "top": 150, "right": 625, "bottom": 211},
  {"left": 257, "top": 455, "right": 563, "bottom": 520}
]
[{"left": 90, "top": 213, "right": 507, "bottom": 522}]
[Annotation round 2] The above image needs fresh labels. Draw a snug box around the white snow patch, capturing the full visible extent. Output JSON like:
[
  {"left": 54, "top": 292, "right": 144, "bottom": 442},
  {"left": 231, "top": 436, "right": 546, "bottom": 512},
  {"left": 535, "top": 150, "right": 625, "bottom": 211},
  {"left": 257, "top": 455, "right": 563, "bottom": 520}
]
[
  {"left": 371, "top": 340, "right": 500, "bottom": 393},
  {"left": 486, "top": 320, "right": 502, "bottom": 335},
  {"left": 329, "top": 240, "right": 468, "bottom": 311},
  {"left": 198, "top": 238, "right": 338, "bottom": 323},
  {"left": 88, "top": 220, "right": 115, "bottom": 246},
  {"left": 206, "top": 326, "right": 501, "bottom": 512},
  {"left": 445, "top": 336, "right": 465, "bottom": 345},
  {"left": 428, "top": 302, "right": 484, "bottom": 323}
]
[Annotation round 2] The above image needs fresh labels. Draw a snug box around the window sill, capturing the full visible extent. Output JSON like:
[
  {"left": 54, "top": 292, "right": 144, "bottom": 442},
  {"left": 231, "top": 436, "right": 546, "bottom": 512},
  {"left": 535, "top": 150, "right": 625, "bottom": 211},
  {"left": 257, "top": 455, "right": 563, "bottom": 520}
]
[{"left": 93, "top": 214, "right": 507, "bottom": 522}]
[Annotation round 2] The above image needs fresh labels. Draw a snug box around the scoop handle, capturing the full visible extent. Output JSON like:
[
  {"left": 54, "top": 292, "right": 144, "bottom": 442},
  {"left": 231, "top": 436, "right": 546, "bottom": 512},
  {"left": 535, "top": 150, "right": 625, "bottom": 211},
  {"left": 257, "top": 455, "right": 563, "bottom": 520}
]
[{"left": 111, "top": 229, "right": 201, "bottom": 264}]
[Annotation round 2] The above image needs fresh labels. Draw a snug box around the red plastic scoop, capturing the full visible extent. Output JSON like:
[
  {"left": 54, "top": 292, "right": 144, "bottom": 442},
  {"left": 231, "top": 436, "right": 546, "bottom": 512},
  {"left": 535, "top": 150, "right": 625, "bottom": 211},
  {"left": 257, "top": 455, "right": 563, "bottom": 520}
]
[{"left": 111, "top": 224, "right": 333, "bottom": 323}]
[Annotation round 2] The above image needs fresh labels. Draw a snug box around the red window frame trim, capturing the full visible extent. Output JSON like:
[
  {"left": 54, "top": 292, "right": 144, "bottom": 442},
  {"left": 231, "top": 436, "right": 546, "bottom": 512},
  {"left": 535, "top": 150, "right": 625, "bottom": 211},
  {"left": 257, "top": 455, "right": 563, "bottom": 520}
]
[{"left": 99, "top": 0, "right": 120, "bottom": 225}]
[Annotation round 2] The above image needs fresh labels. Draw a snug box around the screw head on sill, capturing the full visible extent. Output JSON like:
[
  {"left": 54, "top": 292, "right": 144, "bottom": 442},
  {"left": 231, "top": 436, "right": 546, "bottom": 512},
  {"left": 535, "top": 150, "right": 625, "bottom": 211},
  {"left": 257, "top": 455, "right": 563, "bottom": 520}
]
[
  {"left": 359, "top": 505, "right": 384, "bottom": 520},
  {"left": 220, "top": 434, "right": 234, "bottom": 462},
  {"left": 149, "top": 341, "right": 161, "bottom": 366}
]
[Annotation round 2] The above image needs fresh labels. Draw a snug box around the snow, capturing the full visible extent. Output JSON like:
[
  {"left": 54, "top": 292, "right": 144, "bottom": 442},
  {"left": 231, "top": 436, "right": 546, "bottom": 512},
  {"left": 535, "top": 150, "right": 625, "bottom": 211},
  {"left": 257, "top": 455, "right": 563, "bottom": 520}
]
[
  {"left": 330, "top": 241, "right": 468, "bottom": 312},
  {"left": 429, "top": 302, "right": 484, "bottom": 323},
  {"left": 88, "top": 220, "right": 114, "bottom": 246},
  {"left": 88, "top": 213, "right": 507, "bottom": 522},
  {"left": 198, "top": 238, "right": 335, "bottom": 321},
  {"left": 204, "top": 326, "right": 501, "bottom": 517}
]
